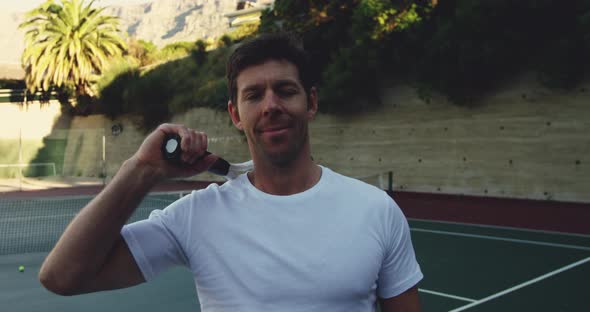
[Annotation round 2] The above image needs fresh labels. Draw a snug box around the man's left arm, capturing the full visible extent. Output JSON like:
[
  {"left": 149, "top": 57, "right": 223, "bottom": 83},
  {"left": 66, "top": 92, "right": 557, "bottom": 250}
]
[
  {"left": 379, "top": 286, "right": 421, "bottom": 312},
  {"left": 377, "top": 195, "right": 423, "bottom": 311}
]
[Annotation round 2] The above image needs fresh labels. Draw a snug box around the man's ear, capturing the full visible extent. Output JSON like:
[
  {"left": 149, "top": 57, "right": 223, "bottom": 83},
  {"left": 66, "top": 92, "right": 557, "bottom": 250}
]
[
  {"left": 307, "top": 87, "right": 318, "bottom": 120},
  {"left": 228, "top": 100, "right": 243, "bottom": 130}
]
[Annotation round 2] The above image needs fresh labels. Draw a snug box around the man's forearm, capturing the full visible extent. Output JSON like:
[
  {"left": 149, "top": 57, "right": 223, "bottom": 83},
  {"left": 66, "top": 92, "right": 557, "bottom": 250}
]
[
  {"left": 39, "top": 158, "right": 159, "bottom": 289},
  {"left": 379, "top": 286, "right": 421, "bottom": 312}
]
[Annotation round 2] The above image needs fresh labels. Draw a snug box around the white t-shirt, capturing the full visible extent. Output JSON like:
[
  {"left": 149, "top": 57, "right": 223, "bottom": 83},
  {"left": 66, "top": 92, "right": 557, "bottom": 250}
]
[{"left": 122, "top": 166, "right": 422, "bottom": 311}]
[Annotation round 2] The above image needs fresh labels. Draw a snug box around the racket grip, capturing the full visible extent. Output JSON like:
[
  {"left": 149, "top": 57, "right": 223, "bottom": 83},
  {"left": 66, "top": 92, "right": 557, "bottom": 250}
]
[
  {"left": 162, "top": 134, "right": 230, "bottom": 176},
  {"left": 208, "top": 155, "right": 230, "bottom": 176}
]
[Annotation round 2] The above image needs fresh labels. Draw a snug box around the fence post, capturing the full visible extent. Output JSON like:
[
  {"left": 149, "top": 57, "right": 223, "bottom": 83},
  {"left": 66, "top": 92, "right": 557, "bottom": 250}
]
[
  {"left": 18, "top": 128, "right": 22, "bottom": 191},
  {"left": 102, "top": 134, "right": 106, "bottom": 186},
  {"left": 388, "top": 171, "right": 393, "bottom": 193}
]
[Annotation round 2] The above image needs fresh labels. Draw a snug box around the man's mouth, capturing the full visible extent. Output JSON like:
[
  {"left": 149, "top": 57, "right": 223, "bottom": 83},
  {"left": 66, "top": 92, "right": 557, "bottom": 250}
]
[{"left": 257, "top": 124, "right": 292, "bottom": 136}]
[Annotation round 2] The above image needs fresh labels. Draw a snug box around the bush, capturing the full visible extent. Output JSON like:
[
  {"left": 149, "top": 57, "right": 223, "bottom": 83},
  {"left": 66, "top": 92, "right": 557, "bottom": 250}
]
[
  {"left": 99, "top": 69, "right": 140, "bottom": 118},
  {"left": 158, "top": 41, "right": 196, "bottom": 60},
  {"left": 262, "top": 0, "right": 590, "bottom": 108},
  {"left": 98, "top": 44, "right": 232, "bottom": 131},
  {"left": 320, "top": 45, "right": 381, "bottom": 113},
  {"left": 96, "top": 0, "right": 590, "bottom": 125},
  {"left": 127, "top": 39, "right": 158, "bottom": 66},
  {"left": 388, "top": 0, "right": 590, "bottom": 104}
]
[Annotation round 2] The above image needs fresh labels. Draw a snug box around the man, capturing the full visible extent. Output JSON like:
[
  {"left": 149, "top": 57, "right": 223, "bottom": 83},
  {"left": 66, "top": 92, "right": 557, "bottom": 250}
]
[{"left": 39, "top": 34, "right": 423, "bottom": 311}]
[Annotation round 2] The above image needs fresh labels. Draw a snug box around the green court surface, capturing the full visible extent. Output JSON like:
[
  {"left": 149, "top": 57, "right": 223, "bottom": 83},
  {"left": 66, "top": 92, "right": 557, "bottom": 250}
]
[
  {"left": 1, "top": 194, "right": 589, "bottom": 311},
  {"left": 409, "top": 219, "right": 590, "bottom": 311}
]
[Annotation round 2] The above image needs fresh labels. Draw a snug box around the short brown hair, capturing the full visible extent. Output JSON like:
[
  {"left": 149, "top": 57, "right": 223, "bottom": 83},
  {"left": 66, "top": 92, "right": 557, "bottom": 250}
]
[{"left": 226, "top": 33, "right": 315, "bottom": 106}]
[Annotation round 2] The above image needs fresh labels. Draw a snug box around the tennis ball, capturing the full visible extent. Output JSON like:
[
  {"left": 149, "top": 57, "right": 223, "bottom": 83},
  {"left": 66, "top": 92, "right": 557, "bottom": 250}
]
[{"left": 18, "top": 265, "right": 24, "bottom": 272}]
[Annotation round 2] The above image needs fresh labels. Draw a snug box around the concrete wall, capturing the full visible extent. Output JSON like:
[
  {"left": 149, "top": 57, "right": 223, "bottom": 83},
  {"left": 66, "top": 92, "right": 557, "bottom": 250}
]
[
  {"left": 0, "top": 100, "right": 63, "bottom": 140},
  {"left": 0, "top": 100, "right": 65, "bottom": 170},
  {"left": 310, "top": 76, "right": 589, "bottom": 203},
  {"left": 62, "top": 116, "right": 105, "bottom": 177},
  {"left": 1, "top": 75, "right": 588, "bottom": 202},
  {"left": 103, "top": 108, "right": 250, "bottom": 181}
]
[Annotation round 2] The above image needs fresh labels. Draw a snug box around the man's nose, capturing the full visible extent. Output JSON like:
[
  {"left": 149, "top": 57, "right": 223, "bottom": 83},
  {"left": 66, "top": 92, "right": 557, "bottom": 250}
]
[{"left": 261, "top": 91, "right": 283, "bottom": 116}]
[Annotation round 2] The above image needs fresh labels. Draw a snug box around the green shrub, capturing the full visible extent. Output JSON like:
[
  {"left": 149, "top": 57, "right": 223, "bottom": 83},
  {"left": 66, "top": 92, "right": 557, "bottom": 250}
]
[
  {"left": 95, "top": 0, "right": 590, "bottom": 126},
  {"left": 99, "top": 68, "right": 141, "bottom": 118},
  {"left": 127, "top": 39, "right": 158, "bottom": 66},
  {"left": 157, "top": 41, "right": 196, "bottom": 60}
]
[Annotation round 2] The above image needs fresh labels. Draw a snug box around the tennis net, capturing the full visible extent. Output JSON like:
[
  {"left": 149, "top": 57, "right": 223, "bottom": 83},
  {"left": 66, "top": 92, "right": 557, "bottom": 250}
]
[
  {"left": 0, "top": 191, "right": 189, "bottom": 255},
  {"left": 355, "top": 171, "right": 393, "bottom": 193},
  {"left": 0, "top": 171, "right": 394, "bottom": 256}
]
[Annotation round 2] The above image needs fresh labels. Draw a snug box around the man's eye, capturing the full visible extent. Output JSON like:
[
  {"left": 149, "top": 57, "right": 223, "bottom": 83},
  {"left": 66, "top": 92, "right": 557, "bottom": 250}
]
[
  {"left": 279, "top": 89, "right": 297, "bottom": 97},
  {"left": 245, "top": 93, "right": 261, "bottom": 101}
]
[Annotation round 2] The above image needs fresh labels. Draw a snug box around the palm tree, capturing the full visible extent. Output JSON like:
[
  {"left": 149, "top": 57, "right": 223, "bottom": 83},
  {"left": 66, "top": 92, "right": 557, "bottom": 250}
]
[{"left": 19, "top": 0, "right": 126, "bottom": 98}]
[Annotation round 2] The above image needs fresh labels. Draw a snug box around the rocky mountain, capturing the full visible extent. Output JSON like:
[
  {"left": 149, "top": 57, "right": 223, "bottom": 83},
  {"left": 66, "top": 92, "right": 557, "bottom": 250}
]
[
  {"left": 0, "top": 0, "right": 260, "bottom": 78},
  {"left": 105, "top": 0, "right": 238, "bottom": 47}
]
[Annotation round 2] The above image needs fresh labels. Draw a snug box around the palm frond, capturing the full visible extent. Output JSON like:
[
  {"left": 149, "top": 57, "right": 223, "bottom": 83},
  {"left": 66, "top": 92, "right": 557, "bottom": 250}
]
[{"left": 19, "top": 0, "right": 125, "bottom": 98}]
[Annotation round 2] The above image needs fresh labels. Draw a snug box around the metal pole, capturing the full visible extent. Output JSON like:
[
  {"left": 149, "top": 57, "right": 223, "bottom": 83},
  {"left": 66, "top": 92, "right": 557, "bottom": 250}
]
[
  {"left": 388, "top": 171, "right": 393, "bottom": 193},
  {"left": 18, "top": 128, "right": 22, "bottom": 191},
  {"left": 20, "top": 88, "right": 26, "bottom": 191},
  {"left": 102, "top": 134, "right": 106, "bottom": 185}
]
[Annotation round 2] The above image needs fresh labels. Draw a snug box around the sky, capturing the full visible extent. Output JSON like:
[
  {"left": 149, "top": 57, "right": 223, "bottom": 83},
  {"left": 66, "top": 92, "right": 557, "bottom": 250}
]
[{"left": 0, "top": 0, "right": 151, "bottom": 13}]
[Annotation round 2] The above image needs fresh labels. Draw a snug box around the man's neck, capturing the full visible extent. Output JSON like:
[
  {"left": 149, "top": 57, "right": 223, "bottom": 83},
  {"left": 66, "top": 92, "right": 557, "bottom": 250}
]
[{"left": 248, "top": 154, "right": 321, "bottom": 196}]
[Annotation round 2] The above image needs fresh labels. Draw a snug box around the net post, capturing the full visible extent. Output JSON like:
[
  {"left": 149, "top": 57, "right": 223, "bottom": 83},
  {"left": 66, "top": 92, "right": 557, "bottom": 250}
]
[
  {"left": 102, "top": 134, "right": 106, "bottom": 186},
  {"left": 388, "top": 171, "right": 393, "bottom": 192},
  {"left": 18, "top": 128, "right": 22, "bottom": 191}
]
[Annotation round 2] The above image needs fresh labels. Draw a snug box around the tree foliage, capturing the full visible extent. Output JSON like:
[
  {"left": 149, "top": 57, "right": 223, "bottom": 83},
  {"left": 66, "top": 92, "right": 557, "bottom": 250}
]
[
  {"left": 402, "top": 0, "right": 590, "bottom": 103},
  {"left": 95, "top": 0, "right": 590, "bottom": 127},
  {"left": 260, "top": 0, "right": 589, "bottom": 110},
  {"left": 259, "top": 0, "right": 434, "bottom": 112},
  {"left": 127, "top": 39, "right": 157, "bottom": 67},
  {"left": 98, "top": 45, "right": 232, "bottom": 130},
  {"left": 227, "top": 21, "right": 260, "bottom": 43},
  {"left": 19, "top": 0, "right": 126, "bottom": 98}
]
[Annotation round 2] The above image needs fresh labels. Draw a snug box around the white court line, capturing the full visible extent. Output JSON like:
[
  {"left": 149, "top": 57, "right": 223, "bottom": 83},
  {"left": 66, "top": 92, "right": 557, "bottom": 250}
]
[
  {"left": 1, "top": 195, "right": 95, "bottom": 202},
  {"left": 149, "top": 191, "right": 191, "bottom": 196},
  {"left": 411, "top": 228, "right": 590, "bottom": 251},
  {"left": 408, "top": 218, "right": 590, "bottom": 238},
  {"left": 0, "top": 214, "right": 76, "bottom": 223},
  {"left": 418, "top": 289, "right": 476, "bottom": 303},
  {"left": 144, "top": 197, "right": 178, "bottom": 205},
  {"left": 449, "top": 256, "right": 590, "bottom": 312}
]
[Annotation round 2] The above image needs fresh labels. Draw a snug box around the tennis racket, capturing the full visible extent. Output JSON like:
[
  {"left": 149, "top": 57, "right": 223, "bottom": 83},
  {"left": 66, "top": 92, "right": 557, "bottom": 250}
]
[{"left": 162, "top": 133, "right": 253, "bottom": 180}]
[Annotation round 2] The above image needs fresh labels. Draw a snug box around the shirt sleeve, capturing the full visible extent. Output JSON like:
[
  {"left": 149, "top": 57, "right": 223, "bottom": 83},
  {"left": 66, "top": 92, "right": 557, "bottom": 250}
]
[
  {"left": 376, "top": 195, "right": 423, "bottom": 299},
  {"left": 121, "top": 193, "right": 192, "bottom": 281}
]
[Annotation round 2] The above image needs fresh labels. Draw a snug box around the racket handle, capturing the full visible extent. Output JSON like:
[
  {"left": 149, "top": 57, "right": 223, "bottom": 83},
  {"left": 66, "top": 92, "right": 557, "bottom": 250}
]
[
  {"left": 208, "top": 156, "right": 230, "bottom": 176},
  {"left": 161, "top": 133, "right": 182, "bottom": 161},
  {"left": 162, "top": 134, "right": 230, "bottom": 176}
]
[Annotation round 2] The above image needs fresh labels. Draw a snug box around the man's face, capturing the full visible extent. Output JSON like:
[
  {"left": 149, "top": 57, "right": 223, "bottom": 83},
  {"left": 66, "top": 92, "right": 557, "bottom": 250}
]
[{"left": 228, "top": 60, "right": 317, "bottom": 166}]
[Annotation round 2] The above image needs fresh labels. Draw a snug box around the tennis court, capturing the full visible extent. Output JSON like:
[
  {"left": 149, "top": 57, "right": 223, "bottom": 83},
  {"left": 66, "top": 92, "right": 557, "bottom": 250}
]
[{"left": 1, "top": 189, "right": 589, "bottom": 311}]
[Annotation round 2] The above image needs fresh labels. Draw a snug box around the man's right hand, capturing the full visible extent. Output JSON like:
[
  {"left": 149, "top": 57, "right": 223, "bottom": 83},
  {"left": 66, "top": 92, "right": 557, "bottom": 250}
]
[
  {"left": 39, "top": 123, "right": 221, "bottom": 296},
  {"left": 132, "top": 123, "right": 219, "bottom": 180}
]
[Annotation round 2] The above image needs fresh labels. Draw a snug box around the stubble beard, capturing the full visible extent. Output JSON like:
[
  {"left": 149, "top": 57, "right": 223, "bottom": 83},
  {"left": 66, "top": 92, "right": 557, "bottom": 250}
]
[{"left": 251, "top": 123, "right": 309, "bottom": 168}]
